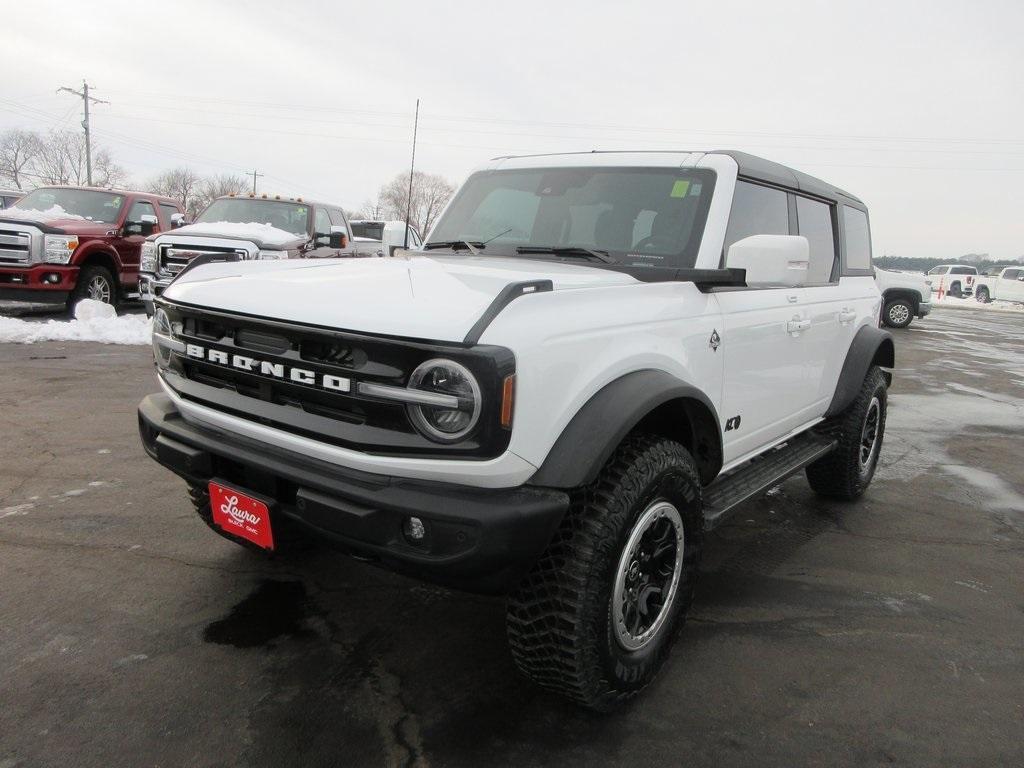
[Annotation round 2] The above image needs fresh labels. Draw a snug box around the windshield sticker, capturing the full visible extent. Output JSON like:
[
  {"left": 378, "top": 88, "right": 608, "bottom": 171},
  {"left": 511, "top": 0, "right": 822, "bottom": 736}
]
[
  {"left": 689, "top": 182, "right": 702, "bottom": 196},
  {"left": 670, "top": 180, "right": 691, "bottom": 198}
]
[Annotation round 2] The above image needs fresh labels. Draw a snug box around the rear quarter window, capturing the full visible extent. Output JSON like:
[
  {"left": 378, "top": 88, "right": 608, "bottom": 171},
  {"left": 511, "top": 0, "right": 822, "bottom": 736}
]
[{"left": 841, "top": 206, "right": 872, "bottom": 271}]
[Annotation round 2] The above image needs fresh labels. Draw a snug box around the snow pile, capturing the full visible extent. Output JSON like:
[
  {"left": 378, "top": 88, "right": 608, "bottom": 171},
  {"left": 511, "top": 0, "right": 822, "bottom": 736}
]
[
  {"left": 0, "top": 204, "right": 88, "bottom": 222},
  {"left": 0, "top": 300, "right": 152, "bottom": 345},
  {"left": 933, "top": 294, "right": 1024, "bottom": 313},
  {"left": 174, "top": 221, "right": 303, "bottom": 247}
]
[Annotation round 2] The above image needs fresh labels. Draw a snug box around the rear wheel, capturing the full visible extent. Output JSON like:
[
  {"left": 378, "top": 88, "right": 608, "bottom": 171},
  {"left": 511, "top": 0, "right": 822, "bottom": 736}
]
[
  {"left": 70, "top": 265, "right": 118, "bottom": 313},
  {"left": 806, "top": 366, "right": 888, "bottom": 500},
  {"left": 882, "top": 298, "right": 914, "bottom": 328},
  {"left": 506, "top": 435, "right": 703, "bottom": 710},
  {"left": 976, "top": 286, "right": 991, "bottom": 304}
]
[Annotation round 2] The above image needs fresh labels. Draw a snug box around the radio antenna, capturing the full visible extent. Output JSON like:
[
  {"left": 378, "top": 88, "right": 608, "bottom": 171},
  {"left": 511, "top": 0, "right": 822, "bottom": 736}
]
[{"left": 403, "top": 99, "right": 419, "bottom": 249}]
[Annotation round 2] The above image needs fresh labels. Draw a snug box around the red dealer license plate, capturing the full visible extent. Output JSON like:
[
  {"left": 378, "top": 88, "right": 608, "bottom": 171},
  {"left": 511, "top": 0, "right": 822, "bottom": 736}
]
[{"left": 209, "top": 481, "right": 275, "bottom": 550}]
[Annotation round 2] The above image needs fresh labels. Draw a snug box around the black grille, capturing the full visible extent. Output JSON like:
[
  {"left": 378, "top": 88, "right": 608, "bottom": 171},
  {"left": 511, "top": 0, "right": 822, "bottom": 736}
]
[{"left": 158, "top": 301, "right": 515, "bottom": 459}]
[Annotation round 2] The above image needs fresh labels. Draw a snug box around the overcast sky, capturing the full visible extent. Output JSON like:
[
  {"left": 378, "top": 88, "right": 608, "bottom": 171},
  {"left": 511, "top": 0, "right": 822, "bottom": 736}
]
[{"left": 2, "top": 0, "right": 1021, "bottom": 260}]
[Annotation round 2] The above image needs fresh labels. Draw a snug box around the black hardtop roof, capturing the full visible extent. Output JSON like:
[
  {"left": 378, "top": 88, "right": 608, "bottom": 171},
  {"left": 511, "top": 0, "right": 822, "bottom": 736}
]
[{"left": 712, "top": 150, "right": 864, "bottom": 207}]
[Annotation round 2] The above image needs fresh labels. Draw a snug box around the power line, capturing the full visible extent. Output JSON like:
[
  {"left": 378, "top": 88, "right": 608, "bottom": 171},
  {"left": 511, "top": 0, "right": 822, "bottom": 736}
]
[{"left": 56, "top": 80, "right": 108, "bottom": 186}]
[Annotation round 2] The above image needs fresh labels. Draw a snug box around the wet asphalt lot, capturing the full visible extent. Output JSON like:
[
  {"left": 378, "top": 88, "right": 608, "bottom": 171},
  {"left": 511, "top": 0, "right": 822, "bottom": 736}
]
[{"left": 1, "top": 306, "right": 1022, "bottom": 768}]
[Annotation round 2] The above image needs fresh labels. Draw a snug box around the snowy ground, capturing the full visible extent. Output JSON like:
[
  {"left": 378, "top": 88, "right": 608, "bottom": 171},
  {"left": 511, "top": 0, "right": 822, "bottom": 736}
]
[
  {"left": 0, "top": 299, "right": 152, "bottom": 345},
  {"left": 932, "top": 293, "right": 1024, "bottom": 313}
]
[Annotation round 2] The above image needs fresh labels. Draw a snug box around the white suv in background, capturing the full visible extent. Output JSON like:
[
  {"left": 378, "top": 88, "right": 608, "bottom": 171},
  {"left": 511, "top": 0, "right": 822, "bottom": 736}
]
[{"left": 139, "top": 150, "right": 893, "bottom": 710}]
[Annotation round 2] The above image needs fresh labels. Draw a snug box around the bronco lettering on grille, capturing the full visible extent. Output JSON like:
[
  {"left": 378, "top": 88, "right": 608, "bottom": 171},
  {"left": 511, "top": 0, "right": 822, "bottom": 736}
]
[{"left": 184, "top": 343, "right": 351, "bottom": 393}]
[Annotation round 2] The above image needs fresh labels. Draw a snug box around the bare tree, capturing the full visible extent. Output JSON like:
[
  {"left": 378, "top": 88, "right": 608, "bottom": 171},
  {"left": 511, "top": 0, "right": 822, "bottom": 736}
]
[
  {"left": 194, "top": 173, "right": 248, "bottom": 214},
  {"left": 29, "top": 130, "right": 128, "bottom": 188},
  {"left": 0, "top": 129, "right": 44, "bottom": 190},
  {"left": 378, "top": 171, "right": 456, "bottom": 235},
  {"left": 147, "top": 167, "right": 203, "bottom": 216}
]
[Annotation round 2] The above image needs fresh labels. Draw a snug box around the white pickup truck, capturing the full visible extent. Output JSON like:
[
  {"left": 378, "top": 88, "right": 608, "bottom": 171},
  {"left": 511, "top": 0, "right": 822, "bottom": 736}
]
[
  {"left": 138, "top": 150, "right": 893, "bottom": 710},
  {"left": 974, "top": 267, "right": 1024, "bottom": 304},
  {"left": 926, "top": 263, "right": 978, "bottom": 298},
  {"left": 873, "top": 268, "right": 932, "bottom": 328}
]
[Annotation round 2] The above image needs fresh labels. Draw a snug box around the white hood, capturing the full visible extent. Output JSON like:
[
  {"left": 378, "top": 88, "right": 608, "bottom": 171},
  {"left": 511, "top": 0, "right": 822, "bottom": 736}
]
[{"left": 162, "top": 254, "right": 638, "bottom": 342}]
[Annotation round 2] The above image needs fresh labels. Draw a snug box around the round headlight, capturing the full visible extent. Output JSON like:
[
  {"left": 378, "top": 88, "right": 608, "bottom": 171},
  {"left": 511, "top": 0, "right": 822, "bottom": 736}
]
[{"left": 407, "top": 359, "right": 481, "bottom": 442}]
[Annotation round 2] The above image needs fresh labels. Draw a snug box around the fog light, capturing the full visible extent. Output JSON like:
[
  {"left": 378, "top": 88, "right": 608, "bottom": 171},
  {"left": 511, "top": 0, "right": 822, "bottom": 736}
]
[
  {"left": 45, "top": 273, "right": 61, "bottom": 284},
  {"left": 403, "top": 516, "right": 426, "bottom": 543}
]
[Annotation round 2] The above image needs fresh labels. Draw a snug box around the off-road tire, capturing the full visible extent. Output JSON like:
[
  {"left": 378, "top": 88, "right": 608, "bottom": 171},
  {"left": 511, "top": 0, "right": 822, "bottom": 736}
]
[
  {"left": 976, "top": 287, "right": 991, "bottom": 304},
  {"left": 70, "top": 265, "right": 118, "bottom": 312},
  {"left": 506, "top": 435, "right": 703, "bottom": 711},
  {"left": 187, "top": 483, "right": 313, "bottom": 556},
  {"left": 882, "top": 298, "right": 914, "bottom": 329},
  {"left": 806, "top": 366, "right": 888, "bottom": 500},
  {"left": 947, "top": 282, "right": 962, "bottom": 298}
]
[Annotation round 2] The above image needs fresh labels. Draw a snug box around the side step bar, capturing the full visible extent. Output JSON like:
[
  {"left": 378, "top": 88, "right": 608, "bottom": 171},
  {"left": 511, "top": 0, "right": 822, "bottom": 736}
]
[{"left": 702, "top": 432, "right": 836, "bottom": 530}]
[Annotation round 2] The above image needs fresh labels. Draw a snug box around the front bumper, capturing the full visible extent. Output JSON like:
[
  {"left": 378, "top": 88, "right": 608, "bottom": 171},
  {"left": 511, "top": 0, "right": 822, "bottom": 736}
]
[
  {"left": 139, "top": 274, "right": 170, "bottom": 315},
  {"left": 138, "top": 393, "right": 568, "bottom": 594},
  {"left": 918, "top": 300, "right": 932, "bottom": 318},
  {"left": 0, "top": 264, "right": 78, "bottom": 304}
]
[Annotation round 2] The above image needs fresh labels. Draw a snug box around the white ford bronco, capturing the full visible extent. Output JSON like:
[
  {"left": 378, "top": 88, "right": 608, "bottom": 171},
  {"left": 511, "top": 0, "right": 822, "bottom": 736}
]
[{"left": 138, "top": 150, "right": 894, "bottom": 709}]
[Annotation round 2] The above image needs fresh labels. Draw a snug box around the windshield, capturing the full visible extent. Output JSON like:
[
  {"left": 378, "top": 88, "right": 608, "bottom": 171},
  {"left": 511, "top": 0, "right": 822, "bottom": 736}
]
[
  {"left": 351, "top": 221, "right": 385, "bottom": 240},
  {"left": 10, "top": 188, "right": 124, "bottom": 224},
  {"left": 197, "top": 198, "right": 310, "bottom": 236},
  {"left": 428, "top": 167, "right": 716, "bottom": 270}
]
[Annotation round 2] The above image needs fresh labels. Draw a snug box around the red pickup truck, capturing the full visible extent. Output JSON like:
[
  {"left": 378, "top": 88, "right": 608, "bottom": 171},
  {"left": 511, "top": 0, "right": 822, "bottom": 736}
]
[{"left": 0, "top": 186, "right": 184, "bottom": 311}]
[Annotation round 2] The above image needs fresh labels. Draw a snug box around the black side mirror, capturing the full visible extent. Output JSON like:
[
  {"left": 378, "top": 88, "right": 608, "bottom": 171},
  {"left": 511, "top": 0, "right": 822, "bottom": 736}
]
[{"left": 328, "top": 226, "right": 348, "bottom": 249}]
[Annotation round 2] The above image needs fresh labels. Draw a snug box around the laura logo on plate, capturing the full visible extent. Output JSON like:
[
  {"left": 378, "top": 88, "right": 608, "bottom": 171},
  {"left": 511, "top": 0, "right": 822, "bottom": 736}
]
[{"left": 220, "top": 494, "right": 261, "bottom": 526}]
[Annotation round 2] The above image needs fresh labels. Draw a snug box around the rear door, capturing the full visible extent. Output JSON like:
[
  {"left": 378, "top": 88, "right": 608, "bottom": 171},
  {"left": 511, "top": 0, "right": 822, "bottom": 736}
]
[
  {"left": 794, "top": 194, "right": 850, "bottom": 414},
  {"left": 716, "top": 180, "right": 817, "bottom": 464}
]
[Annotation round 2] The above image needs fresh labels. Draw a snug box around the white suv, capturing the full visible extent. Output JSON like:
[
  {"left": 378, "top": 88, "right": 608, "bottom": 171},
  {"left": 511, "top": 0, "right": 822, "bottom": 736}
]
[{"left": 138, "top": 150, "right": 893, "bottom": 709}]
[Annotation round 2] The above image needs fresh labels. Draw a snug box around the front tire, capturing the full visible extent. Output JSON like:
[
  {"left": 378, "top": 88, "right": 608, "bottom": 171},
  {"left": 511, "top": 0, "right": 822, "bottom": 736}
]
[
  {"left": 506, "top": 435, "right": 703, "bottom": 710},
  {"left": 70, "top": 265, "right": 118, "bottom": 312},
  {"left": 882, "top": 298, "right": 914, "bottom": 328},
  {"left": 948, "top": 282, "right": 962, "bottom": 298},
  {"left": 806, "top": 366, "right": 888, "bottom": 500}
]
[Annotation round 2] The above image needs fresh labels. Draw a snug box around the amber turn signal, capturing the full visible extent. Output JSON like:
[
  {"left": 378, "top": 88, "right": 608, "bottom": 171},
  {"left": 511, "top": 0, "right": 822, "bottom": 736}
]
[{"left": 500, "top": 374, "right": 515, "bottom": 429}]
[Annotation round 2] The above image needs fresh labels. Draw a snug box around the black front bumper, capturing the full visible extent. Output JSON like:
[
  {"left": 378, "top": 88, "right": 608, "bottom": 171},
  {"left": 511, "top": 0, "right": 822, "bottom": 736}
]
[{"left": 138, "top": 394, "right": 568, "bottom": 594}]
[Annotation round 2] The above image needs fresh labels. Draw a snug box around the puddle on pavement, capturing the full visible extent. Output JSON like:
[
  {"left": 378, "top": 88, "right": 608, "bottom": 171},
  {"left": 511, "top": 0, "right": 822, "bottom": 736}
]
[{"left": 204, "top": 579, "right": 314, "bottom": 648}]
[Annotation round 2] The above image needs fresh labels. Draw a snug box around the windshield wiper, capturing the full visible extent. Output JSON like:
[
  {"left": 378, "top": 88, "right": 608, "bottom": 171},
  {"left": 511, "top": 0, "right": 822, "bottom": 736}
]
[
  {"left": 422, "top": 240, "right": 484, "bottom": 255},
  {"left": 516, "top": 246, "right": 614, "bottom": 264}
]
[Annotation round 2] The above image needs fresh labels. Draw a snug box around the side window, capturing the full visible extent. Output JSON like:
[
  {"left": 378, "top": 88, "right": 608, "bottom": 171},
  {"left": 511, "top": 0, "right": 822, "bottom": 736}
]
[
  {"left": 723, "top": 180, "right": 790, "bottom": 256},
  {"left": 128, "top": 200, "right": 159, "bottom": 231},
  {"left": 796, "top": 196, "right": 836, "bottom": 283},
  {"left": 927, "top": 266, "right": 945, "bottom": 276},
  {"left": 314, "top": 208, "right": 333, "bottom": 237},
  {"left": 327, "top": 208, "right": 348, "bottom": 230},
  {"left": 841, "top": 206, "right": 871, "bottom": 270},
  {"left": 159, "top": 203, "right": 180, "bottom": 227},
  {"left": 1003, "top": 269, "right": 1020, "bottom": 280}
]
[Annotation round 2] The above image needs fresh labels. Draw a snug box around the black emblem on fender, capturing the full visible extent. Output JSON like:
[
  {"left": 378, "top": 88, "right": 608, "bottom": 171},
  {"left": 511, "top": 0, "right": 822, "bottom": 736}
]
[
  {"left": 709, "top": 329, "right": 721, "bottom": 351},
  {"left": 725, "top": 415, "right": 742, "bottom": 432}
]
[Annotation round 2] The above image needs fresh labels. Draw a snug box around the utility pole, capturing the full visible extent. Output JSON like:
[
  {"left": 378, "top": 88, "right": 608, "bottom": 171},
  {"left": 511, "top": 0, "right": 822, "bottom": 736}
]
[
  {"left": 57, "top": 80, "right": 108, "bottom": 187},
  {"left": 403, "top": 99, "right": 420, "bottom": 249},
  {"left": 248, "top": 170, "right": 264, "bottom": 195}
]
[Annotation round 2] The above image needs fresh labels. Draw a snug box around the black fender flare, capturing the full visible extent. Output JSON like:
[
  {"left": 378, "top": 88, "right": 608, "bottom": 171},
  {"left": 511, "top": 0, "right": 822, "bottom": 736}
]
[
  {"left": 825, "top": 325, "right": 895, "bottom": 417},
  {"left": 528, "top": 369, "right": 722, "bottom": 489}
]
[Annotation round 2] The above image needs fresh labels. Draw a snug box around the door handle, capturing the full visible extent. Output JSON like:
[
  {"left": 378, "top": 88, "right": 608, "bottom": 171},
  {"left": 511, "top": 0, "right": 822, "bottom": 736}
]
[
  {"left": 787, "top": 316, "right": 810, "bottom": 334},
  {"left": 839, "top": 308, "right": 857, "bottom": 324}
]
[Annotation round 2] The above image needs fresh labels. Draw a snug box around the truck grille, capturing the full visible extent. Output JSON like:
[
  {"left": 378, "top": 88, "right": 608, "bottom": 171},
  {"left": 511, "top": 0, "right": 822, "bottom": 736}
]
[
  {"left": 0, "top": 230, "right": 31, "bottom": 264},
  {"left": 156, "top": 302, "right": 511, "bottom": 458},
  {"left": 159, "top": 243, "right": 247, "bottom": 276}
]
